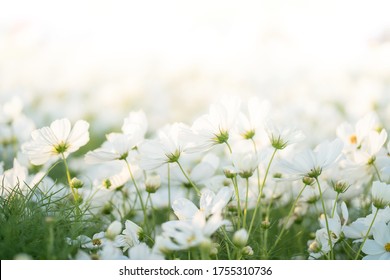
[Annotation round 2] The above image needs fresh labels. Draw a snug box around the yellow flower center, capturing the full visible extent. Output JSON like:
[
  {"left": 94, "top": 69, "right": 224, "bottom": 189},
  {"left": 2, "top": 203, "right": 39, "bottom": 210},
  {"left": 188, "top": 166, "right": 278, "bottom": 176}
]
[
  {"left": 187, "top": 235, "right": 196, "bottom": 244},
  {"left": 92, "top": 239, "right": 102, "bottom": 246},
  {"left": 385, "top": 243, "right": 390, "bottom": 252},
  {"left": 350, "top": 134, "right": 357, "bottom": 144},
  {"left": 53, "top": 141, "right": 69, "bottom": 154}
]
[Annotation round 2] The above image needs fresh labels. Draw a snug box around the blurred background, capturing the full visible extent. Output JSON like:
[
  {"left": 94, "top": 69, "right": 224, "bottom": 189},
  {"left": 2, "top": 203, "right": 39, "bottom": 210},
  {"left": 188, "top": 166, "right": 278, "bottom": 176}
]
[{"left": 2, "top": 0, "right": 390, "bottom": 133}]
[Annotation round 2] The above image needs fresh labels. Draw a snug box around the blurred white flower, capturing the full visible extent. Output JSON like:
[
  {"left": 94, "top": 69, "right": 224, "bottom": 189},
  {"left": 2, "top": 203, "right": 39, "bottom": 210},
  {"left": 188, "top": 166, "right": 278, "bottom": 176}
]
[
  {"left": 77, "top": 232, "right": 106, "bottom": 250},
  {"left": 236, "top": 97, "right": 270, "bottom": 141},
  {"left": 362, "top": 222, "right": 390, "bottom": 260},
  {"left": 128, "top": 243, "right": 164, "bottom": 260},
  {"left": 98, "top": 240, "right": 128, "bottom": 260},
  {"left": 158, "top": 211, "right": 229, "bottom": 251},
  {"left": 343, "top": 207, "right": 390, "bottom": 240},
  {"left": 0, "top": 159, "right": 28, "bottom": 197},
  {"left": 106, "top": 220, "right": 123, "bottom": 240},
  {"left": 139, "top": 122, "right": 190, "bottom": 170},
  {"left": 336, "top": 112, "right": 380, "bottom": 151},
  {"left": 22, "top": 118, "right": 89, "bottom": 165},
  {"left": 351, "top": 129, "right": 387, "bottom": 166},
  {"left": 168, "top": 152, "right": 220, "bottom": 187},
  {"left": 114, "top": 220, "right": 142, "bottom": 251},
  {"left": 265, "top": 121, "right": 305, "bottom": 150},
  {"left": 372, "top": 181, "right": 390, "bottom": 209},
  {"left": 183, "top": 96, "right": 241, "bottom": 153},
  {"left": 309, "top": 201, "right": 348, "bottom": 259},
  {"left": 228, "top": 151, "right": 259, "bottom": 178},
  {"left": 0, "top": 96, "right": 24, "bottom": 122},
  {"left": 279, "top": 138, "right": 343, "bottom": 179},
  {"left": 85, "top": 133, "right": 137, "bottom": 164},
  {"left": 172, "top": 187, "right": 233, "bottom": 220},
  {"left": 121, "top": 110, "right": 148, "bottom": 145}
]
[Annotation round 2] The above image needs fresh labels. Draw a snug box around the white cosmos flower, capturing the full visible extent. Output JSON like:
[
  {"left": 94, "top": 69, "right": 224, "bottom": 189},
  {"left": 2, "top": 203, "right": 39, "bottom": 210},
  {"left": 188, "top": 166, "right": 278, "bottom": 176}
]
[
  {"left": 236, "top": 97, "right": 270, "bottom": 141},
  {"left": 157, "top": 211, "right": 230, "bottom": 251},
  {"left": 0, "top": 159, "right": 28, "bottom": 197},
  {"left": 98, "top": 240, "right": 128, "bottom": 260},
  {"left": 168, "top": 152, "right": 220, "bottom": 187},
  {"left": 351, "top": 129, "right": 387, "bottom": 165},
  {"left": 336, "top": 112, "right": 380, "bottom": 151},
  {"left": 279, "top": 138, "right": 343, "bottom": 179},
  {"left": 172, "top": 187, "right": 233, "bottom": 220},
  {"left": 76, "top": 232, "right": 106, "bottom": 250},
  {"left": 22, "top": 118, "right": 89, "bottom": 165},
  {"left": 85, "top": 133, "right": 137, "bottom": 164},
  {"left": 371, "top": 181, "right": 390, "bottom": 209},
  {"left": 121, "top": 110, "right": 148, "bottom": 145},
  {"left": 114, "top": 220, "right": 142, "bottom": 251},
  {"left": 139, "top": 122, "right": 189, "bottom": 170},
  {"left": 309, "top": 203, "right": 348, "bottom": 259},
  {"left": 128, "top": 243, "right": 164, "bottom": 260},
  {"left": 343, "top": 207, "right": 390, "bottom": 240},
  {"left": 362, "top": 222, "right": 390, "bottom": 260},
  {"left": 265, "top": 121, "right": 305, "bottom": 150},
  {"left": 183, "top": 96, "right": 241, "bottom": 153},
  {"left": 228, "top": 151, "right": 259, "bottom": 178}
]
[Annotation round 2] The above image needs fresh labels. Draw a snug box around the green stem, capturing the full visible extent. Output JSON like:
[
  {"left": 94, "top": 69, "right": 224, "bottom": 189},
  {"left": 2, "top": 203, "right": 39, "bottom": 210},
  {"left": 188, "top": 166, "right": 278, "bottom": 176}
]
[
  {"left": 61, "top": 154, "right": 74, "bottom": 194},
  {"left": 167, "top": 163, "right": 172, "bottom": 219},
  {"left": 124, "top": 159, "right": 147, "bottom": 226},
  {"left": 146, "top": 193, "right": 156, "bottom": 238},
  {"left": 354, "top": 207, "right": 380, "bottom": 260},
  {"left": 221, "top": 228, "right": 234, "bottom": 260},
  {"left": 248, "top": 148, "right": 278, "bottom": 237},
  {"left": 225, "top": 141, "right": 233, "bottom": 154},
  {"left": 60, "top": 153, "right": 80, "bottom": 216},
  {"left": 250, "top": 138, "right": 262, "bottom": 192},
  {"left": 176, "top": 160, "right": 200, "bottom": 195},
  {"left": 262, "top": 186, "right": 276, "bottom": 256},
  {"left": 243, "top": 178, "right": 250, "bottom": 229},
  {"left": 268, "top": 183, "right": 307, "bottom": 256},
  {"left": 231, "top": 177, "right": 242, "bottom": 229},
  {"left": 331, "top": 193, "right": 340, "bottom": 218},
  {"left": 316, "top": 177, "right": 334, "bottom": 260},
  {"left": 372, "top": 162, "right": 383, "bottom": 182}
]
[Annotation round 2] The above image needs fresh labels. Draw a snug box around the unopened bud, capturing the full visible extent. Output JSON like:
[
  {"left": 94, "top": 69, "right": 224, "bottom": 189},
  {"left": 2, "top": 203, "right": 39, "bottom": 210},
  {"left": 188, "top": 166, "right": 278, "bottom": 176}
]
[
  {"left": 261, "top": 219, "right": 271, "bottom": 230},
  {"left": 106, "top": 221, "right": 122, "bottom": 240},
  {"left": 223, "top": 167, "right": 237, "bottom": 179},
  {"left": 332, "top": 181, "right": 350, "bottom": 194},
  {"left": 145, "top": 175, "right": 161, "bottom": 193},
  {"left": 302, "top": 177, "right": 315, "bottom": 186},
  {"left": 71, "top": 177, "right": 84, "bottom": 189},
  {"left": 242, "top": 246, "right": 254, "bottom": 256},
  {"left": 103, "top": 179, "right": 112, "bottom": 189},
  {"left": 233, "top": 229, "right": 249, "bottom": 248}
]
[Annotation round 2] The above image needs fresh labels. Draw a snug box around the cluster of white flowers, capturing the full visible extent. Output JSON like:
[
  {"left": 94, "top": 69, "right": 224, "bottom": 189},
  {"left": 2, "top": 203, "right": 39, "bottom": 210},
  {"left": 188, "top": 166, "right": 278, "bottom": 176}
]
[{"left": 1, "top": 95, "right": 390, "bottom": 260}]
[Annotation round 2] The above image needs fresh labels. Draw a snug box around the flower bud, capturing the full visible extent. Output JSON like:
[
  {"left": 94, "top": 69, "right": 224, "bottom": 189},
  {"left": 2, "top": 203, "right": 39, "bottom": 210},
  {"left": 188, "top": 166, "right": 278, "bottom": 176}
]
[
  {"left": 242, "top": 246, "right": 254, "bottom": 256},
  {"left": 103, "top": 179, "right": 112, "bottom": 189},
  {"left": 145, "top": 174, "right": 161, "bottom": 193},
  {"left": 233, "top": 229, "right": 249, "bottom": 248},
  {"left": 332, "top": 181, "right": 350, "bottom": 194},
  {"left": 106, "top": 221, "right": 122, "bottom": 240},
  {"left": 71, "top": 177, "right": 84, "bottom": 189},
  {"left": 261, "top": 219, "right": 271, "bottom": 230},
  {"left": 223, "top": 167, "right": 237, "bottom": 179},
  {"left": 302, "top": 177, "right": 315, "bottom": 186}
]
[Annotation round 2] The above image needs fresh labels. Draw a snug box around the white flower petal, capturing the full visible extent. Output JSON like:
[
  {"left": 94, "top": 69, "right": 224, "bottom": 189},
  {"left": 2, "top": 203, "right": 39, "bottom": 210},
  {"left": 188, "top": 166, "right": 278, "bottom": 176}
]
[
  {"left": 50, "top": 118, "right": 71, "bottom": 142},
  {"left": 362, "top": 239, "right": 384, "bottom": 255}
]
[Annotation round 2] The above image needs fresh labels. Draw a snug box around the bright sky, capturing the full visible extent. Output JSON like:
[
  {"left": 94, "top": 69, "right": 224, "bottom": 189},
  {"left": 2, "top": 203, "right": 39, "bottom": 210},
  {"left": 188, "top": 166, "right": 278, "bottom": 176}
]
[{"left": 1, "top": 0, "right": 390, "bottom": 126}]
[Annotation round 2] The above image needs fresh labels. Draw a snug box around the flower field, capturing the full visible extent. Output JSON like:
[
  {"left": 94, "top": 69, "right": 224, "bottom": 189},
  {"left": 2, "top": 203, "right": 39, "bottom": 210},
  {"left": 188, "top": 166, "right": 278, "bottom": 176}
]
[
  {"left": 1, "top": 95, "right": 390, "bottom": 260},
  {"left": 1, "top": 0, "right": 390, "bottom": 261}
]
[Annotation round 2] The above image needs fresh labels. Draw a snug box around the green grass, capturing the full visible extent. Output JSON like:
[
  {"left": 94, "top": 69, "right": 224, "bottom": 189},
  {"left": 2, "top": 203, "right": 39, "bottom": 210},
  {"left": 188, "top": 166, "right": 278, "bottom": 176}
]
[{"left": 0, "top": 181, "right": 104, "bottom": 260}]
